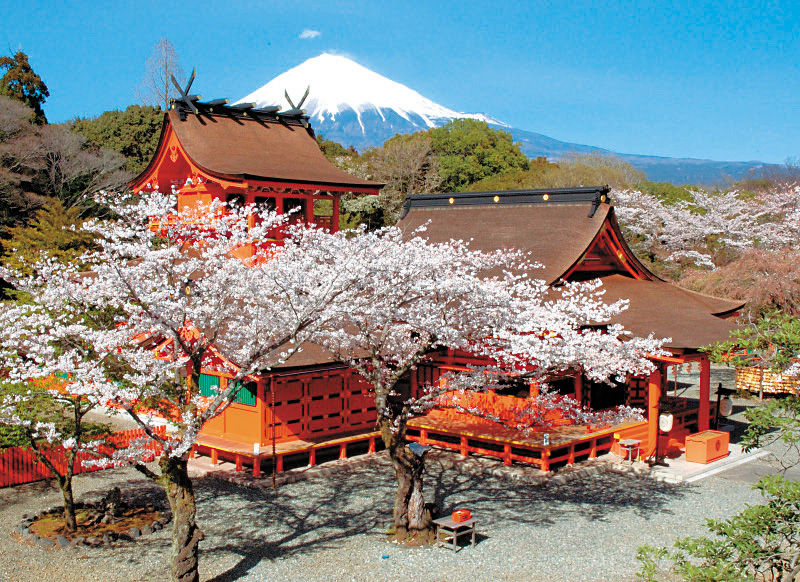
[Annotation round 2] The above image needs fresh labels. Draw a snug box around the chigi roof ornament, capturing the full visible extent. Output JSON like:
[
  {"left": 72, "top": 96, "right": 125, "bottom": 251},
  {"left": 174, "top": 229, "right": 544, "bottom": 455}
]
[{"left": 168, "top": 69, "right": 311, "bottom": 127}]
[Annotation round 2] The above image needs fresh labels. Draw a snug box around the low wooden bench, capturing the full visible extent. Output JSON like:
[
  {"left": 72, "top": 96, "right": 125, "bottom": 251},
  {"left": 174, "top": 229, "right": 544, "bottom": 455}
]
[{"left": 433, "top": 515, "right": 477, "bottom": 553}]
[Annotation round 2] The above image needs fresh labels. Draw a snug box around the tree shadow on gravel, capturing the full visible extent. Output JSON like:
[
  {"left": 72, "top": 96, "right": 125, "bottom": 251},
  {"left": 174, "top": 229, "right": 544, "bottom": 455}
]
[
  {"left": 425, "top": 456, "right": 692, "bottom": 527},
  {"left": 200, "top": 455, "right": 695, "bottom": 581}
]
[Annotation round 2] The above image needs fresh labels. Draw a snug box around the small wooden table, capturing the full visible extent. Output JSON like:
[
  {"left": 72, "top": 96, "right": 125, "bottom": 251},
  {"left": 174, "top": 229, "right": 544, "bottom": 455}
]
[
  {"left": 433, "top": 515, "right": 477, "bottom": 553},
  {"left": 619, "top": 439, "right": 641, "bottom": 464}
]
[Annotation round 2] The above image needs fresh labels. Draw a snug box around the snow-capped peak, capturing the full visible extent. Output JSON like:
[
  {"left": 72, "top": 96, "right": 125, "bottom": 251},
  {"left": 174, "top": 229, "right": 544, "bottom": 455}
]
[{"left": 236, "top": 53, "right": 505, "bottom": 133}]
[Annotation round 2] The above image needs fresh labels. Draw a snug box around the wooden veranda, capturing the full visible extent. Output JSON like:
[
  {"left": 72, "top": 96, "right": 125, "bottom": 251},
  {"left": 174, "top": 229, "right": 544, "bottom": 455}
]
[
  {"left": 406, "top": 414, "right": 637, "bottom": 472},
  {"left": 193, "top": 429, "right": 382, "bottom": 477}
]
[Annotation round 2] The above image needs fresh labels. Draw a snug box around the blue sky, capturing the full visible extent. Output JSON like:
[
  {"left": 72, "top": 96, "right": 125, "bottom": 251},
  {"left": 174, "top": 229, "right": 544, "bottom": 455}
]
[{"left": 3, "top": 0, "right": 797, "bottom": 163}]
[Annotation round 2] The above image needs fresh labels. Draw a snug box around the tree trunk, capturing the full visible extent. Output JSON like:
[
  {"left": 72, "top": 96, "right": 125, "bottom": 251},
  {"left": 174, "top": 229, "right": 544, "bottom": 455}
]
[
  {"left": 58, "top": 475, "right": 78, "bottom": 532},
  {"left": 380, "top": 418, "right": 431, "bottom": 540},
  {"left": 160, "top": 455, "right": 204, "bottom": 582}
]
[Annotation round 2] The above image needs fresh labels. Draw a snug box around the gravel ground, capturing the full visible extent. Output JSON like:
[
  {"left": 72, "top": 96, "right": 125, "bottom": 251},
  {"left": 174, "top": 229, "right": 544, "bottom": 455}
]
[
  {"left": 0, "top": 452, "right": 765, "bottom": 582},
  {"left": 0, "top": 365, "right": 778, "bottom": 582}
]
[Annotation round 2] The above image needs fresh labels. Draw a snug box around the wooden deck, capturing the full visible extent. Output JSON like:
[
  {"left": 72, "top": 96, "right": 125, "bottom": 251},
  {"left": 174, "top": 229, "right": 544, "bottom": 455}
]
[
  {"left": 194, "top": 429, "right": 382, "bottom": 477},
  {"left": 407, "top": 415, "right": 637, "bottom": 472}
]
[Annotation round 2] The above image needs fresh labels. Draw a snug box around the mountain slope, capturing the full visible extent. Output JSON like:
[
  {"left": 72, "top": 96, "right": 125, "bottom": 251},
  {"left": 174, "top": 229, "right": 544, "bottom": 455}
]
[{"left": 238, "top": 54, "right": 770, "bottom": 185}]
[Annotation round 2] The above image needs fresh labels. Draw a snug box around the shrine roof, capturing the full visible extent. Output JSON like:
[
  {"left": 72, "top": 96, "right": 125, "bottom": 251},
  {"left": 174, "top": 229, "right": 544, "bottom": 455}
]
[
  {"left": 133, "top": 109, "right": 383, "bottom": 193},
  {"left": 398, "top": 187, "right": 615, "bottom": 285},
  {"left": 597, "top": 275, "right": 742, "bottom": 351},
  {"left": 397, "top": 187, "right": 745, "bottom": 351}
]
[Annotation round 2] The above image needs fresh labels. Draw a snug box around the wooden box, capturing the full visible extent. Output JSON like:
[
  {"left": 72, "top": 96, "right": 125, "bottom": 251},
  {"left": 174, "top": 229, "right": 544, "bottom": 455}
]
[{"left": 685, "top": 430, "right": 729, "bottom": 464}]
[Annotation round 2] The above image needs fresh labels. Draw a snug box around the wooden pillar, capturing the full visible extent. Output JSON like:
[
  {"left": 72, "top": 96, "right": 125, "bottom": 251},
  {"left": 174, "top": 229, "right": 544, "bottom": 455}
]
[
  {"left": 308, "top": 448, "right": 316, "bottom": 467},
  {"left": 573, "top": 374, "right": 583, "bottom": 407},
  {"left": 235, "top": 455, "right": 242, "bottom": 472},
  {"left": 332, "top": 195, "right": 340, "bottom": 233},
  {"left": 256, "top": 378, "right": 267, "bottom": 446},
  {"left": 252, "top": 457, "right": 261, "bottom": 478},
  {"left": 530, "top": 379, "right": 539, "bottom": 399},
  {"left": 460, "top": 436, "right": 468, "bottom": 457},
  {"left": 645, "top": 366, "right": 662, "bottom": 460},
  {"left": 699, "top": 357, "right": 711, "bottom": 432},
  {"left": 503, "top": 444, "right": 512, "bottom": 466},
  {"left": 339, "top": 443, "right": 347, "bottom": 460},
  {"left": 210, "top": 449, "right": 218, "bottom": 466},
  {"left": 368, "top": 437, "right": 376, "bottom": 454}
]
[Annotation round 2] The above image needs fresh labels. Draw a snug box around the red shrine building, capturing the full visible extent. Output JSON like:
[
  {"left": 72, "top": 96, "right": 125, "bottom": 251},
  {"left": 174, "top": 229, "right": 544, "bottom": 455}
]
[{"left": 132, "top": 97, "right": 742, "bottom": 475}]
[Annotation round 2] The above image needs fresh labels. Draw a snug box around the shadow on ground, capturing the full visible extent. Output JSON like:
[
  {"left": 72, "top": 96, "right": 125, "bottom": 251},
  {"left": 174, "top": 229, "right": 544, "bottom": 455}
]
[{"left": 199, "top": 455, "right": 694, "bottom": 582}]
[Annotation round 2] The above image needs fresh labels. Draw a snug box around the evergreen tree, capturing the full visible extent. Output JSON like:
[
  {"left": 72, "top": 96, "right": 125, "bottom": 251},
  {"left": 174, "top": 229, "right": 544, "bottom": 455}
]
[
  {"left": 1, "top": 199, "right": 96, "bottom": 276},
  {"left": 69, "top": 105, "right": 163, "bottom": 175},
  {"left": 0, "top": 51, "right": 49, "bottom": 125},
  {"left": 428, "top": 119, "right": 530, "bottom": 191}
]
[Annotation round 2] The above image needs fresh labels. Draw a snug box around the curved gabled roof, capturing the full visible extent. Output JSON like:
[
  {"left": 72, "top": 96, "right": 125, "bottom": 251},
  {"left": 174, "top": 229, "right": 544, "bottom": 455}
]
[
  {"left": 599, "top": 275, "right": 742, "bottom": 350},
  {"left": 398, "top": 187, "right": 619, "bottom": 285},
  {"left": 132, "top": 110, "right": 383, "bottom": 193},
  {"left": 397, "top": 187, "right": 745, "bottom": 352}
]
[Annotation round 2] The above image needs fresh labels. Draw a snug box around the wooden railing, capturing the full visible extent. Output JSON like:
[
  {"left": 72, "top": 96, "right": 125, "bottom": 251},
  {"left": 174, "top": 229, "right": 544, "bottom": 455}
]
[
  {"left": 406, "top": 423, "right": 617, "bottom": 472},
  {"left": 0, "top": 426, "right": 167, "bottom": 488}
]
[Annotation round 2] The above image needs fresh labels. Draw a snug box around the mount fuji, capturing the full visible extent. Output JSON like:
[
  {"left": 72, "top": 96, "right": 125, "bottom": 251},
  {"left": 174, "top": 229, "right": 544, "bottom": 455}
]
[{"left": 237, "top": 54, "right": 769, "bottom": 185}]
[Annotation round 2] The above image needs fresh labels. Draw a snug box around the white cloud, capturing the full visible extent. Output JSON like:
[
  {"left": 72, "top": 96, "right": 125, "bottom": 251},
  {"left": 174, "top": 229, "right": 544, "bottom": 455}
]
[{"left": 299, "top": 29, "right": 321, "bottom": 40}]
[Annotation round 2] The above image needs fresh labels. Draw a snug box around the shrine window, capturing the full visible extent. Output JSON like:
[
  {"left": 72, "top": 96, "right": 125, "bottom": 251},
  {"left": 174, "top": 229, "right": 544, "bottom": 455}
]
[
  {"left": 199, "top": 373, "right": 220, "bottom": 397},
  {"left": 230, "top": 381, "right": 257, "bottom": 406},
  {"left": 284, "top": 198, "right": 307, "bottom": 224},
  {"left": 226, "top": 193, "right": 245, "bottom": 208},
  {"left": 254, "top": 196, "right": 276, "bottom": 213}
]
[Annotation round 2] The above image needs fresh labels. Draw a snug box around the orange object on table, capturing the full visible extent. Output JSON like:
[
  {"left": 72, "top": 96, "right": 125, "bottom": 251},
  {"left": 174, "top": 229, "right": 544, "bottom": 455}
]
[
  {"left": 685, "top": 430, "right": 729, "bottom": 464},
  {"left": 452, "top": 509, "right": 471, "bottom": 523}
]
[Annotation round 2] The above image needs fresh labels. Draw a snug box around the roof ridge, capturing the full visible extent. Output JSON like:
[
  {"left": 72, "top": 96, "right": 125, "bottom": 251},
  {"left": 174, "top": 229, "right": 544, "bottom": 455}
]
[{"left": 401, "top": 186, "right": 611, "bottom": 219}]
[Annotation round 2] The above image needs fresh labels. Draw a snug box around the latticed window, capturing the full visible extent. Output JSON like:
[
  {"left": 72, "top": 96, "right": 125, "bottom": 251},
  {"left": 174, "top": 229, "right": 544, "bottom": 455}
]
[
  {"left": 199, "top": 373, "right": 219, "bottom": 397},
  {"left": 230, "top": 381, "right": 257, "bottom": 406}
]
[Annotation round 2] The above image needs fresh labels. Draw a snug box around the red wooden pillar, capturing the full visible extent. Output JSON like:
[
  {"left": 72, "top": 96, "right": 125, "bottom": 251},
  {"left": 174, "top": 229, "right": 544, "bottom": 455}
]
[
  {"left": 460, "top": 436, "right": 468, "bottom": 457},
  {"left": 573, "top": 374, "right": 583, "bottom": 407},
  {"left": 699, "top": 357, "right": 711, "bottom": 432},
  {"left": 530, "top": 379, "right": 539, "bottom": 399},
  {"left": 339, "top": 443, "right": 347, "bottom": 460},
  {"left": 368, "top": 437, "right": 376, "bottom": 454},
  {"left": 332, "top": 195, "right": 340, "bottom": 233},
  {"left": 256, "top": 378, "right": 267, "bottom": 447},
  {"left": 645, "top": 366, "right": 662, "bottom": 460},
  {"left": 309, "top": 447, "right": 316, "bottom": 466},
  {"left": 253, "top": 457, "right": 261, "bottom": 478},
  {"left": 503, "top": 444, "right": 512, "bottom": 466},
  {"left": 210, "top": 449, "right": 218, "bottom": 465},
  {"left": 235, "top": 455, "right": 243, "bottom": 472}
]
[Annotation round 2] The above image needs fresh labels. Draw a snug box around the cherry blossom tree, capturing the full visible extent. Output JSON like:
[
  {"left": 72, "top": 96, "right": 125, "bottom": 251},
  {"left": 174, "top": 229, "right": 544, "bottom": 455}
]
[
  {"left": 613, "top": 184, "right": 800, "bottom": 269},
  {"left": 316, "top": 227, "right": 666, "bottom": 539},
  {"left": 0, "top": 255, "right": 127, "bottom": 532},
  {"left": 0, "top": 192, "right": 371, "bottom": 582}
]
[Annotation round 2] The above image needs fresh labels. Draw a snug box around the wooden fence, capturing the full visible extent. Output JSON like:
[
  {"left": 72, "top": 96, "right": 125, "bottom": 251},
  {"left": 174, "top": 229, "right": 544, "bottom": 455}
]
[{"left": 0, "top": 425, "right": 167, "bottom": 488}]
